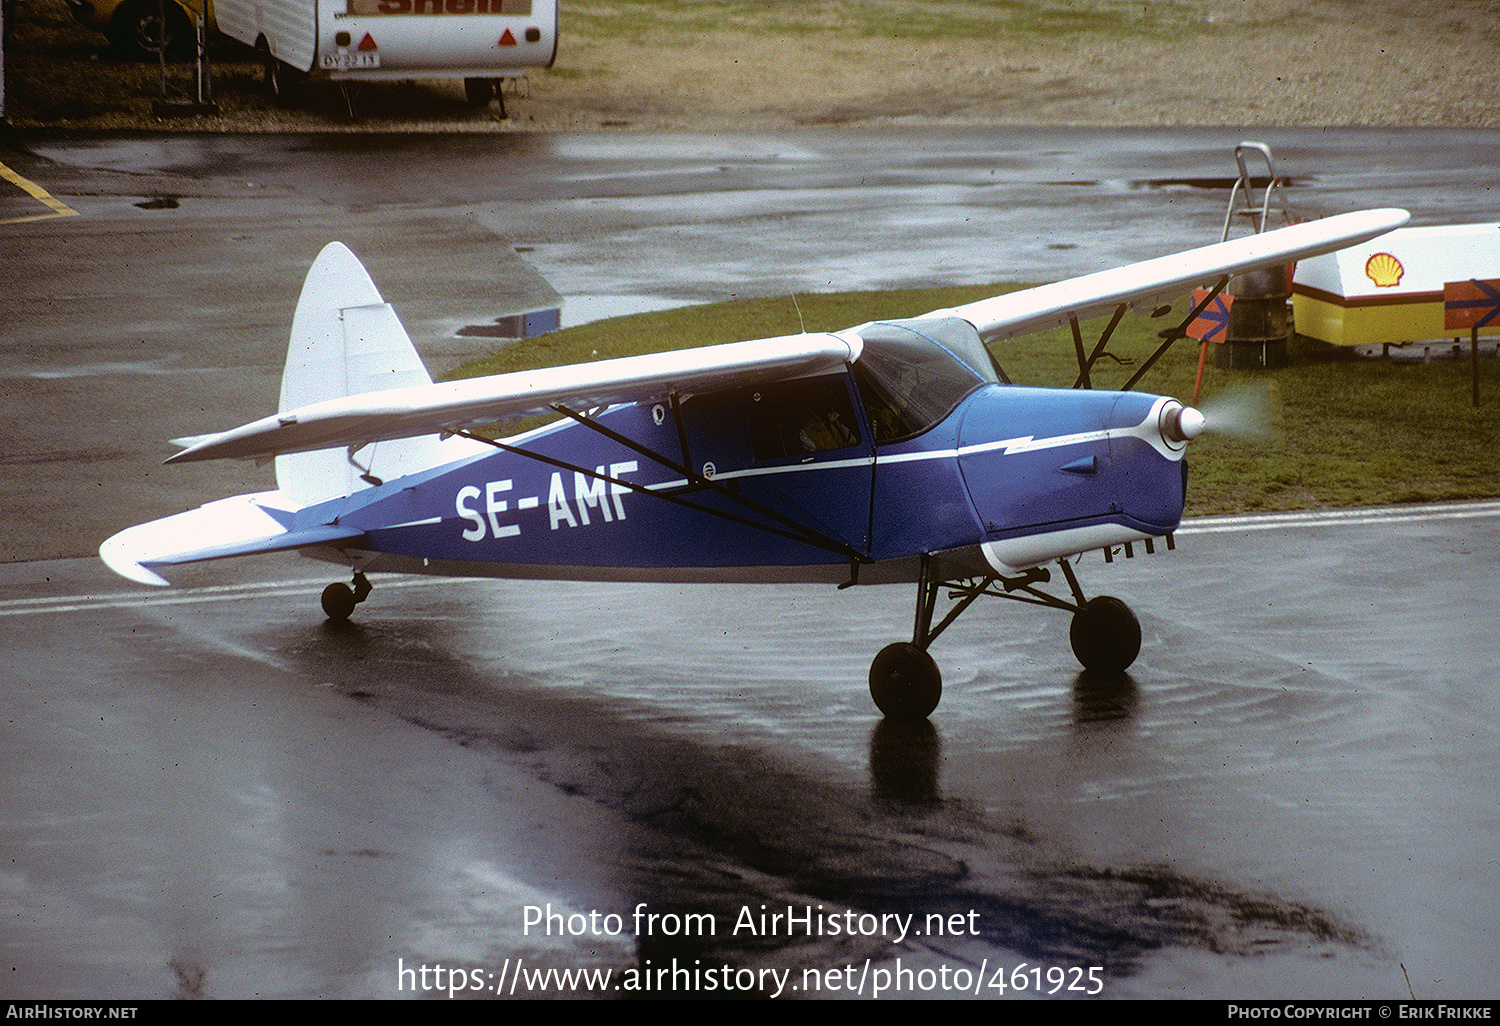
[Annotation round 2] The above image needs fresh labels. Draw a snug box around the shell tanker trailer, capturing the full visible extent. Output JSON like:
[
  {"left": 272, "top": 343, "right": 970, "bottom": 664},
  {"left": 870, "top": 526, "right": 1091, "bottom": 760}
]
[{"left": 213, "top": 0, "right": 559, "bottom": 112}]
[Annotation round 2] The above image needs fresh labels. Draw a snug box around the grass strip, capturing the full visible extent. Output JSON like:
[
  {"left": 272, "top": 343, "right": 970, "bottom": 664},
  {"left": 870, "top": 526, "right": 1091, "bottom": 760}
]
[{"left": 444, "top": 286, "right": 1500, "bottom": 517}]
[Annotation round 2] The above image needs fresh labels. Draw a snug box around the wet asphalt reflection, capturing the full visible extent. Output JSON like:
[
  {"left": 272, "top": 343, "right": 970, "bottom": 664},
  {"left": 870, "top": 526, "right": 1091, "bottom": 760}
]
[
  {"left": 287, "top": 610, "right": 1376, "bottom": 977},
  {"left": 3, "top": 503, "right": 1494, "bottom": 998}
]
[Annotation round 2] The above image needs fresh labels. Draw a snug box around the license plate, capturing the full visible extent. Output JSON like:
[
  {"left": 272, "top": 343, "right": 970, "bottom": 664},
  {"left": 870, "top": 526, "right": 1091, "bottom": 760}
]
[{"left": 320, "top": 51, "right": 381, "bottom": 71}]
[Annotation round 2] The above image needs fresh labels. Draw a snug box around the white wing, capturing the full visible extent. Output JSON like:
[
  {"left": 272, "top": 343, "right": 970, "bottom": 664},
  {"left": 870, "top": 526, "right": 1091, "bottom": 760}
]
[
  {"left": 167, "top": 330, "right": 863, "bottom": 464},
  {"left": 929, "top": 208, "right": 1410, "bottom": 341},
  {"left": 166, "top": 208, "right": 1407, "bottom": 466}
]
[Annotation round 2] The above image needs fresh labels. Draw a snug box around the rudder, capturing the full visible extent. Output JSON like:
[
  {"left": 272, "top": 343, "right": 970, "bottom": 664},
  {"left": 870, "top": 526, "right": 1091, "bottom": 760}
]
[{"left": 275, "top": 242, "right": 484, "bottom": 505}]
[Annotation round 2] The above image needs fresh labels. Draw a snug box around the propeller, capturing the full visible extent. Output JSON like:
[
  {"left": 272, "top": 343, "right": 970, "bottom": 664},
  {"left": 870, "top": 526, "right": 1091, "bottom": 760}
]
[
  {"left": 1195, "top": 384, "right": 1276, "bottom": 442},
  {"left": 1159, "top": 383, "right": 1275, "bottom": 451}
]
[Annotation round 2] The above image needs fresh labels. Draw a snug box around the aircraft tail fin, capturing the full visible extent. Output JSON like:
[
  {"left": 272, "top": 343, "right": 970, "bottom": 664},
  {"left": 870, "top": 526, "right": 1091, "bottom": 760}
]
[{"left": 274, "top": 242, "right": 485, "bottom": 506}]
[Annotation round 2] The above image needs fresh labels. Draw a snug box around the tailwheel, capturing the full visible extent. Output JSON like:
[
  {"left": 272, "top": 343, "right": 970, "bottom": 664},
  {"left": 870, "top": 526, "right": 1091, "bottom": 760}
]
[
  {"left": 321, "top": 573, "right": 372, "bottom": 621},
  {"left": 1069, "top": 596, "right": 1141, "bottom": 674},
  {"left": 869, "top": 643, "right": 942, "bottom": 721}
]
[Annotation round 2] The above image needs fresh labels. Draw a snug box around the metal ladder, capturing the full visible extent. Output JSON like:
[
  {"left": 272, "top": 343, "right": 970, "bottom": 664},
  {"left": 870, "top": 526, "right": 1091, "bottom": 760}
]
[
  {"left": 153, "top": 1, "right": 218, "bottom": 118},
  {"left": 1220, "top": 141, "right": 1294, "bottom": 240}
]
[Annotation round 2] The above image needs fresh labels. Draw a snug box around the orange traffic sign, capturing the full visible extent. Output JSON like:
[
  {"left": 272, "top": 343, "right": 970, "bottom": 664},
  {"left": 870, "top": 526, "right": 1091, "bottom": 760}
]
[
  {"left": 1444, "top": 279, "right": 1500, "bottom": 331},
  {"left": 1187, "top": 288, "right": 1233, "bottom": 343}
]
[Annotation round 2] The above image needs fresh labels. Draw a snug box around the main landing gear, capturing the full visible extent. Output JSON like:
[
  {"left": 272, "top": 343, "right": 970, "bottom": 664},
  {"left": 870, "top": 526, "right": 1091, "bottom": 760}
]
[
  {"left": 868, "top": 554, "right": 1142, "bottom": 721},
  {"left": 321, "top": 572, "right": 372, "bottom": 621}
]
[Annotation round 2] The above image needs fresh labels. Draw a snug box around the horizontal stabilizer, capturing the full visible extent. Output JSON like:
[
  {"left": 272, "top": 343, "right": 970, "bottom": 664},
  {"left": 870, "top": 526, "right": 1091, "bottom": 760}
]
[
  {"left": 99, "top": 491, "right": 362, "bottom": 586},
  {"left": 932, "top": 208, "right": 1411, "bottom": 341}
]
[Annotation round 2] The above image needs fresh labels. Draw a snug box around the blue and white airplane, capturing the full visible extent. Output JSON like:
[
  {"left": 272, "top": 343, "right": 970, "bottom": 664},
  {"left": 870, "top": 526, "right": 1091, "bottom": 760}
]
[{"left": 101, "top": 208, "right": 1407, "bottom": 719}]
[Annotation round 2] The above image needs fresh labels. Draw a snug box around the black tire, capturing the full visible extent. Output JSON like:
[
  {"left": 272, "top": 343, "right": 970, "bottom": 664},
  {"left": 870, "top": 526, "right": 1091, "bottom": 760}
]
[
  {"left": 107, "top": 0, "right": 192, "bottom": 59},
  {"left": 1069, "top": 596, "right": 1141, "bottom": 674},
  {"left": 265, "top": 54, "right": 305, "bottom": 107},
  {"left": 869, "top": 642, "right": 942, "bottom": 720},
  {"left": 464, "top": 77, "right": 494, "bottom": 106},
  {"left": 321, "top": 582, "right": 358, "bottom": 621}
]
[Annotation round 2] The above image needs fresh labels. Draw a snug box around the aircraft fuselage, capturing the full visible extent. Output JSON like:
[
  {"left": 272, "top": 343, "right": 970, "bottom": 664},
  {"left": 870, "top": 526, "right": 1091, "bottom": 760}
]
[{"left": 296, "top": 367, "right": 1190, "bottom": 586}]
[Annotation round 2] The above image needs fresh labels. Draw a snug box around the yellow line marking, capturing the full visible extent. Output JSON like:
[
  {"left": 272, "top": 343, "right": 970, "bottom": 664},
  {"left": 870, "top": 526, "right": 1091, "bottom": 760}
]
[{"left": 0, "top": 161, "right": 81, "bottom": 224}]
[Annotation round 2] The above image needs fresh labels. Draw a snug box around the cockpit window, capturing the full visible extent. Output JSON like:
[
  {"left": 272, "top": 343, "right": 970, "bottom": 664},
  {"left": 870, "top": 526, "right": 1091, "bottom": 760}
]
[
  {"left": 749, "top": 378, "right": 861, "bottom": 461},
  {"left": 853, "top": 317, "right": 1004, "bottom": 445}
]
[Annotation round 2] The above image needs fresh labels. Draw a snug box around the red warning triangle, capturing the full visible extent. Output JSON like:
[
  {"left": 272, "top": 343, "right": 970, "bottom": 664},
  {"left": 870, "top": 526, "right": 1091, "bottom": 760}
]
[
  {"left": 498, "top": 28, "right": 517, "bottom": 45},
  {"left": 358, "top": 32, "right": 377, "bottom": 51}
]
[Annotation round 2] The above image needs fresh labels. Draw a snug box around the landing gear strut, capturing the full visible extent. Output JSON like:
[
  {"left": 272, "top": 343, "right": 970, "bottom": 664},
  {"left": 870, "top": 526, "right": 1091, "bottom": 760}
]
[
  {"left": 868, "top": 554, "right": 1142, "bottom": 720},
  {"left": 321, "top": 572, "right": 372, "bottom": 621}
]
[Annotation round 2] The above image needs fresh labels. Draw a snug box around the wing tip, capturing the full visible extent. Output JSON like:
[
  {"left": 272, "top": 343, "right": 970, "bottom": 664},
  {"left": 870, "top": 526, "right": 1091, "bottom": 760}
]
[{"left": 1335, "top": 206, "right": 1410, "bottom": 234}]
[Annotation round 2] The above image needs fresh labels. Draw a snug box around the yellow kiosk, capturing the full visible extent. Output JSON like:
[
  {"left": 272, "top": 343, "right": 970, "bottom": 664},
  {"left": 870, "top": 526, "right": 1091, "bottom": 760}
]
[{"left": 1291, "top": 223, "right": 1500, "bottom": 347}]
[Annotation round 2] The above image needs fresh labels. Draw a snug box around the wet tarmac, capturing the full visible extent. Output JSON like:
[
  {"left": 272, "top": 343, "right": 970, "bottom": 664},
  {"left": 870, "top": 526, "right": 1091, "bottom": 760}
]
[
  {"left": 2, "top": 500, "right": 1497, "bottom": 998},
  {"left": 2, "top": 126, "right": 1498, "bottom": 1000}
]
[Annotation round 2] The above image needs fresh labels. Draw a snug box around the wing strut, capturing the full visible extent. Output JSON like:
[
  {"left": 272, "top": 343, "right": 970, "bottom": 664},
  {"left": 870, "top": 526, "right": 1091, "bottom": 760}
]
[
  {"left": 1120, "top": 275, "right": 1230, "bottom": 392},
  {"left": 1061, "top": 276, "right": 1231, "bottom": 392},
  {"left": 1070, "top": 304, "right": 1130, "bottom": 389},
  {"left": 548, "top": 401, "right": 872, "bottom": 564},
  {"left": 448, "top": 406, "right": 871, "bottom": 566}
]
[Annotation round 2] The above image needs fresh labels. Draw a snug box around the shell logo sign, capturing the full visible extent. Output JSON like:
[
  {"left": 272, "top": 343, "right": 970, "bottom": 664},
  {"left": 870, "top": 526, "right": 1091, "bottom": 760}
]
[
  {"left": 1292, "top": 223, "right": 1500, "bottom": 347},
  {"left": 1364, "top": 252, "right": 1404, "bottom": 287}
]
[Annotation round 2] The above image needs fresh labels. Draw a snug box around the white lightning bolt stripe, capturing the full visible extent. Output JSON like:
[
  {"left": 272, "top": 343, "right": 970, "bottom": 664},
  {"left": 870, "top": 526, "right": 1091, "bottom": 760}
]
[{"left": 878, "top": 426, "right": 1126, "bottom": 465}]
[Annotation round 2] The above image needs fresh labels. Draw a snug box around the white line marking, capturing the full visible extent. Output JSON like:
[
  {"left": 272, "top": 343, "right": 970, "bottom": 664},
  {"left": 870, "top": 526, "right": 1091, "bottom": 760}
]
[
  {"left": 4, "top": 501, "right": 1497, "bottom": 618},
  {"left": 0, "top": 576, "right": 444, "bottom": 618},
  {"left": 383, "top": 517, "right": 443, "bottom": 529},
  {"left": 1178, "top": 499, "right": 1500, "bottom": 534}
]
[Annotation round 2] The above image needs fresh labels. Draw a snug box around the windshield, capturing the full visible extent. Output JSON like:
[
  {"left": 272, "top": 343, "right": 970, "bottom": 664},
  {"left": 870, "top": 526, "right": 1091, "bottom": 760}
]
[{"left": 853, "top": 317, "right": 1004, "bottom": 445}]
